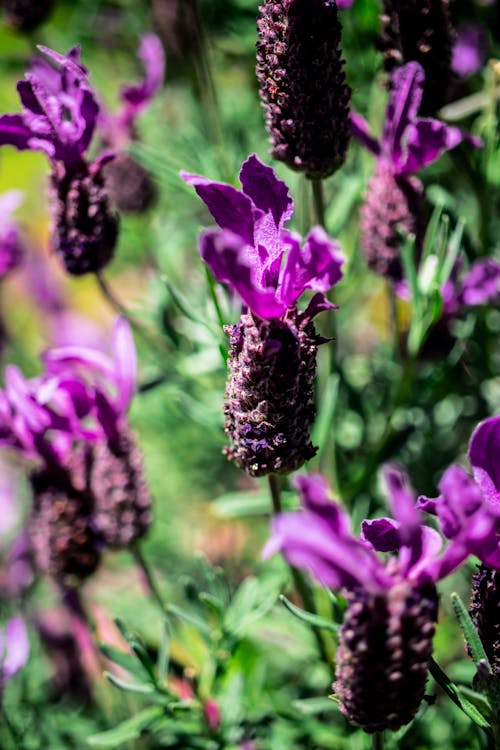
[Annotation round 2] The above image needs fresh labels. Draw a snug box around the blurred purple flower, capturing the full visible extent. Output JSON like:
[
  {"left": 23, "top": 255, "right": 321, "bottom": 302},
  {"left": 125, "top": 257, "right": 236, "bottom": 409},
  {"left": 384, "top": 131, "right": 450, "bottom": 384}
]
[
  {"left": 0, "top": 191, "right": 25, "bottom": 278},
  {"left": 352, "top": 62, "right": 481, "bottom": 281},
  {"left": 452, "top": 24, "right": 487, "bottom": 79},
  {"left": 337, "top": 0, "right": 355, "bottom": 7},
  {"left": 0, "top": 46, "right": 117, "bottom": 275},
  {"left": 441, "top": 257, "right": 500, "bottom": 316},
  {"left": 469, "top": 415, "right": 500, "bottom": 506},
  {"left": 182, "top": 154, "right": 344, "bottom": 321},
  {"left": 0, "top": 617, "right": 29, "bottom": 689},
  {"left": 99, "top": 34, "right": 165, "bottom": 149}
]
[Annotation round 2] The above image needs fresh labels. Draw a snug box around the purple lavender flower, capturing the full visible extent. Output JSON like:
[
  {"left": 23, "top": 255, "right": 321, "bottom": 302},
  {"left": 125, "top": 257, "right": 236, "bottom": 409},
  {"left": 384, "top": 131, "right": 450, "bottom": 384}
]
[
  {"left": 99, "top": 34, "right": 164, "bottom": 214},
  {"left": 256, "top": 0, "right": 351, "bottom": 178},
  {"left": 0, "top": 191, "right": 24, "bottom": 278},
  {"left": 441, "top": 257, "right": 500, "bottom": 316},
  {"left": 265, "top": 464, "right": 500, "bottom": 731},
  {"left": 0, "top": 616, "right": 29, "bottom": 691},
  {"left": 418, "top": 416, "right": 500, "bottom": 671},
  {"left": 0, "top": 46, "right": 118, "bottom": 276},
  {"left": 352, "top": 62, "right": 480, "bottom": 282},
  {"left": 452, "top": 24, "right": 487, "bottom": 79},
  {"left": 182, "top": 154, "right": 344, "bottom": 476},
  {"left": 379, "top": 0, "right": 454, "bottom": 115}
]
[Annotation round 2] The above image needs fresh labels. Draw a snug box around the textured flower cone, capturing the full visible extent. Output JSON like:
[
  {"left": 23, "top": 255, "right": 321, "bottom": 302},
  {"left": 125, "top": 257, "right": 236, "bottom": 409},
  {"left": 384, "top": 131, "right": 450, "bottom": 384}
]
[
  {"left": 29, "top": 466, "right": 100, "bottom": 587},
  {"left": 256, "top": 0, "right": 351, "bottom": 178},
  {"left": 380, "top": 0, "right": 454, "bottom": 114},
  {"left": 334, "top": 580, "right": 438, "bottom": 732},
  {"left": 103, "top": 153, "right": 157, "bottom": 215},
  {"left": 3, "top": 0, "right": 54, "bottom": 31},
  {"left": 51, "top": 166, "right": 119, "bottom": 276},
  {"left": 223, "top": 310, "right": 318, "bottom": 477},
  {"left": 470, "top": 565, "right": 500, "bottom": 674},
  {"left": 360, "top": 162, "right": 423, "bottom": 282},
  {"left": 88, "top": 427, "right": 152, "bottom": 548}
]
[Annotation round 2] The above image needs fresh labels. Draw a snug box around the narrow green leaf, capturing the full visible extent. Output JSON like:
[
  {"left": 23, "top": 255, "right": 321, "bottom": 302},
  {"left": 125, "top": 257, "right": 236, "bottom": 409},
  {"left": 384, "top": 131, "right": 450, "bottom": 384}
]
[
  {"left": 199, "top": 591, "right": 224, "bottom": 618},
  {"left": 429, "top": 658, "right": 490, "bottom": 729},
  {"left": 98, "top": 644, "right": 148, "bottom": 679},
  {"left": 451, "top": 592, "right": 490, "bottom": 668},
  {"left": 166, "top": 603, "right": 211, "bottom": 634},
  {"left": 311, "top": 374, "right": 340, "bottom": 463},
  {"left": 87, "top": 706, "right": 164, "bottom": 748},
  {"left": 104, "top": 671, "right": 155, "bottom": 695},
  {"left": 457, "top": 685, "right": 492, "bottom": 721},
  {"left": 400, "top": 236, "right": 420, "bottom": 311},
  {"left": 157, "top": 622, "right": 170, "bottom": 684},
  {"left": 280, "top": 595, "right": 339, "bottom": 635}
]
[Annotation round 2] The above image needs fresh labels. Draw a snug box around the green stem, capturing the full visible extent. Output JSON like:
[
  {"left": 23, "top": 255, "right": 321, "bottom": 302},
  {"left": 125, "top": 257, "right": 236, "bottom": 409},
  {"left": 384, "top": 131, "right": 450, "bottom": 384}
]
[
  {"left": 311, "top": 178, "right": 327, "bottom": 229},
  {"left": 387, "top": 280, "right": 402, "bottom": 363},
  {"left": 132, "top": 543, "right": 169, "bottom": 618},
  {"left": 268, "top": 475, "right": 333, "bottom": 667},
  {"left": 371, "top": 732, "right": 384, "bottom": 750}
]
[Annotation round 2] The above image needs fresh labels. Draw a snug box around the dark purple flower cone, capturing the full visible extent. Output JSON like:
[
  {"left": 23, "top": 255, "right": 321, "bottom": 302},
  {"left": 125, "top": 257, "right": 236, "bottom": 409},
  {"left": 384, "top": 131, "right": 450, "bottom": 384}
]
[
  {"left": 470, "top": 565, "right": 500, "bottom": 675},
  {"left": 51, "top": 165, "right": 118, "bottom": 276},
  {"left": 29, "top": 465, "right": 100, "bottom": 587},
  {"left": 3, "top": 0, "right": 54, "bottom": 31},
  {"left": 103, "top": 153, "right": 157, "bottom": 215},
  {"left": 256, "top": 0, "right": 351, "bottom": 178},
  {"left": 380, "top": 0, "right": 454, "bottom": 115},
  {"left": 334, "top": 580, "right": 438, "bottom": 733},
  {"left": 360, "top": 162, "right": 423, "bottom": 282},
  {"left": 223, "top": 310, "right": 318, "bottom": 477},
  {"left": 88, "top": 427, "right": 152, "bottom": 548}
]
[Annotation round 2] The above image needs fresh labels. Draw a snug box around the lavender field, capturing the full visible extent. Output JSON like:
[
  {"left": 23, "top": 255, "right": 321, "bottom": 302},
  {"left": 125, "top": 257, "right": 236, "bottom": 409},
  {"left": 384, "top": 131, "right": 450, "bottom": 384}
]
[{"left": 0, "top": 1, "right": 499, "bottom": 748}]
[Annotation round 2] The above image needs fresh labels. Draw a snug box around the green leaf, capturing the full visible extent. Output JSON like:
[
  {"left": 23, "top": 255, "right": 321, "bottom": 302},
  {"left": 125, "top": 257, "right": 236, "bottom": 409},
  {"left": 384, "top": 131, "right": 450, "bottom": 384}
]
[
  {"left": 457, "top": 685, "right": 492, "bottom": 721},
  {"left": 292, "top": 697, "right": 337, "bottom": 716},
  {"left": 157, "top": 622, "right": 170, "bottom": 684},
  {"left": 98, "top": 644, "right": 148, "bottom": 680},
  {"left": 212, "top": 490, "right": 295, "bottom": 519},
  {"left": 451, "top": 592, "right": 490, "bottom": 668},
  {"left": 166, "top": 603, "right": 212, "bottom": 634},
  {"left": 87, "top": 706, "right": 164, "bottom": 748},
  {"left": 280, "top": 595, "right": 339, "bottom": 635},
  {"left": 104, "top": 671, "right": 156, "bottom": 695},
  {"left": 311, "top": 374, "right": 340, "bottom": 463},
  {"left": 429, "top": 658, "right": 490, "bottom": 729},
  {"left": 224, "top": 576, "right": 282, "bottom": 635}
]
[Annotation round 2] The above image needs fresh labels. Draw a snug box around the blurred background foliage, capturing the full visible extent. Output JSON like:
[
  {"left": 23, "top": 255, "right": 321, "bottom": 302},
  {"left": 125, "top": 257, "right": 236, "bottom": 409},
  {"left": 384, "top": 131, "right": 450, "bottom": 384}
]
[{"left": 0, "top": 0, "right": 498, "bottom": 748}]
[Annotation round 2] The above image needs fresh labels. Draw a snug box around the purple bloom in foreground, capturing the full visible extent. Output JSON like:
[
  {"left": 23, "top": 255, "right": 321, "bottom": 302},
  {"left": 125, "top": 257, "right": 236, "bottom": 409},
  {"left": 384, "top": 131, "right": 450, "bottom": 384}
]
[
  {"left": 352, "top": 62, "right": 480, "bottom": 282},
  {"left": 0, "top": 46, "right": 118, "bottom": 275},
  {"left": 441, "top": 257, "right": 500, "bottom": 317},
  {"left": 99, "top": 34, "right": 164, "bottom": 214},
  {"left": 452, "top": 24, "right": 487, "bottom": 79},
  {"left": 182, "top": 155, "right": 344, "bottom": 476},
  {"left": 418, "top": 415, "right": 500, "bottom": 671},
  {"left": 0, "top": 617, "right": 29, "bottom": 690},
  {"left": 265, "top": 464, "right": 499, "bottom": 731}
]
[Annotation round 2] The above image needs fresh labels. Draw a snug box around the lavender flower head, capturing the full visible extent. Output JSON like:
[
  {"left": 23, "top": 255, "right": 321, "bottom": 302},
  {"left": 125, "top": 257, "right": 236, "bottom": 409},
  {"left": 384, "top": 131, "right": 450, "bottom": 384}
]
[
  {"left": 379, "top": 0, "right": 454, "bottom": 115},
  {"left": 0, "top": 617, "right": 29, "bottom": 691},
  {"left": 265, "top": 465, "right": 500, "bottom": 731},
  {"left": 452, "top": 24, "right": 487, "bottom": 79},
  {"left": 0, "top": 46, "right": 118, "bottom": 276},
  {"left": 99, "top": 34, "right": 165, "bottom": 214},
  {"left": 419, "top": 415, "right": 500, "bottom": 674},
  {"left": 256, "top": 0, "right": 351, "bottom": 178},
  {"left": 182, "top": 154, "right": 344, "bottom": 476},
  {"left": 0, "top": 191, "right": 25, "bottom": 278},
  {"left": 352, "top": 62, "right": 480, "bottom": 282}
]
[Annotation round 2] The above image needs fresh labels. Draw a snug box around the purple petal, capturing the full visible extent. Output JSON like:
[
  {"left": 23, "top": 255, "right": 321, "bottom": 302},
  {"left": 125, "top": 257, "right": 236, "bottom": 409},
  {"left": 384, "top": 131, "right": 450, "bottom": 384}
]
[
  {"left": 239, "top": 154, "right": 293, "bottom": 231},
  {"left": 121, "top": 34, "right": 165, "bottom": 113},
  {"left": 382, "top": 62, "right": 424, "bottom": 162},
  {"left": 458, "top": 258, "right": 500, "bottom": 308},
  {"left": 469, "top": 416, "right": 500, "bottom": 505},
  {"left": 299, "top": 292, "right": 337, "bottom": 323},
  {"left": 350, "top": 111, "right": 381, "bottom": 157},
  {"left": 181, "top": 172, "right": 256, "bottom": 247},
  {"left": 361, "top": 517, "right": 402, "bottom": 552},
  {"left": 200, "top": 229, "right": 285, "bottom": 319},
  {"left": 382, "top": 464, "right": 420, "bottom": 543},
  {"left": 112, "top": 317, "right": 136, "bottom": 412},
  {"left": 278, "top": 227, "right": 344, "bottom": 308},
  {"left": 399, "top": 118, "right": 479, "bottom": 174},
  {"left": 452, "top": 24, "right": 487, "bottom": 79},
  {"left": 0, "top": 190, "right": 23, "bottom": 221},
  {"left": 437, "top": 464, "right": 486, "bottom": 538},
  {"left": 293, "top": 474, "right": 351, "bottom": 535},
  {"left": 0, "top": 114, "right": 34, "bottom": 150},
  {"left": 0, "top": 617, "right": 29, "bottom": 681},
  {"left": 336, "top": 0, "right": 355, "bottom": 6}
]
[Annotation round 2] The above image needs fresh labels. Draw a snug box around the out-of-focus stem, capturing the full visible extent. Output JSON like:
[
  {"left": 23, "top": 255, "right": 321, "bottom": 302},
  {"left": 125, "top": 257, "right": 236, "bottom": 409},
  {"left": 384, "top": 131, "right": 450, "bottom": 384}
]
[
  {"left": 132, "top": 543, "right": 169, "bottom": 619},
  {"left": 268, "top": 474, "right": 333, "bottom": 667},
  {"left": 311, "top": 178, "right": 326, "bottom": 229},
  {"left": 387, "top": 280, "right": 402, "bottom": 362},
  {"left": 371, "top": 732, "right": 384, "bottom": 750}
]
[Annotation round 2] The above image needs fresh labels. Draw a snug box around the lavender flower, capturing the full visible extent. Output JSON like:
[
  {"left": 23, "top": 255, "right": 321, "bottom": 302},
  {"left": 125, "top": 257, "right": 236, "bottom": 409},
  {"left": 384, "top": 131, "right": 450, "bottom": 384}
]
[
  {"left": 441, "top": 257, "right": 500, "bottom": 316},
  {"left": 256, "top": 0, "right": 351, "bottom": 178},
  {"left": 2, "top": 0, "right": 54, "bottom": 31},
  {"left": 418, "top": 416, "right": 500, "bottom": 671},
  {"left": 99, "top": 34, "right": 164, "bottom": 214},
  {"left": 182, "top": 154, "right": 344, "bottom": 476},
  {"left": 0, "top": 46, "right": 118, "bottom": 276},
  {"left": 379, "top": 0, "right": 454, "bottom": 115},
  {"left": 352, "top": 62, "right": 479, "bottom": 282},
  {"left": 265, "top": 466, "right": 500, "bottom": 731},
  {"left": 0, "top": 617, "right": 29, "bottom": 691},
  {"left": 452, "top": 24, "right": 488, "bottom": 79}
]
